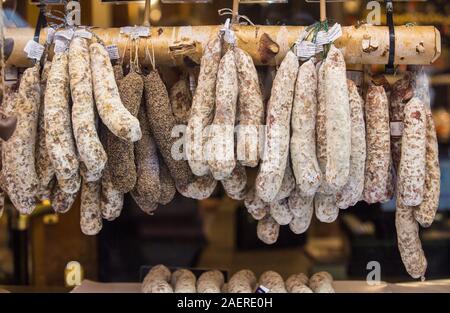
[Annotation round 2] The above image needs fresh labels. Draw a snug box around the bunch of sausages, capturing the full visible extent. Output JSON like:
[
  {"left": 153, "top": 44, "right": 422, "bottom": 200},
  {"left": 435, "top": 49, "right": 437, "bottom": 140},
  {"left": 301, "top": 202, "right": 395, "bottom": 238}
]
[
  {"left": 142, "top": 264, "right": 334, "bottom": 293},
  {"left": 0, "top": 32, "right": 440, "bottom": 279}
]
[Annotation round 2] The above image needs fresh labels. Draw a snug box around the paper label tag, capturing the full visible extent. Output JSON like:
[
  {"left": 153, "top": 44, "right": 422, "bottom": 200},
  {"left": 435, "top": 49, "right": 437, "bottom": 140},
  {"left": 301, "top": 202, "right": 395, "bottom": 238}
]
[
  {"left": 221, "top": 18, "right": 236, "bottom": 45},
  {"left": 120, "top": 26, "right": 150, "bottom": 38},
  {"left": 74, "top": 29, "right": 93, "bottom": 39},
  {"left": 295, "top": 40, "right": 316, "bottom": 59},
  {"left": 106, "top": 45, "right": 120, "bottom": 60},
  {"left": 55, "top": 29, "right": 75, "bottom": 41},
  {"left": 315, "top": 30, "right": 329, "bottom": 46},
  {"left": 47, "top": 27, "right": 56, "bottom": 44},
  {"left": 390, "top": 121, "right": 404, "bottom": 137},
  {"left": 24, "top": 40, "right": 45, "bottom": 61},
  {"left": 54, "top": 38, "right": 69, "bottom": 53},
  {"left": 5, "top": 66, "right": 18, "bottom": 82},
  {"left": 327, "top": 23, "right": 343, "bottom": 43},
  {"left": 255, "top": 285, "right": 270, "bottom": 293}
]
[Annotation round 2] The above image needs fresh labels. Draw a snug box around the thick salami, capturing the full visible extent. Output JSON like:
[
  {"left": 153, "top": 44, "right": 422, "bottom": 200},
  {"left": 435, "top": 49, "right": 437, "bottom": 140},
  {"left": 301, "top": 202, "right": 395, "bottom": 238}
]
[
  {"left": 235, "top": 47, "right": 264, "bottom": 168},
  {"left": 2, "top": 65, "right": 40, "bottom": 214},
  {"left": 244, "top": 188, "right": 269, "bottom": 220},
  {"left": 288, "top": 188, "right": 314, "bottom": 234},
  {"left": 390, "top": 72, "right": 413, "bottom": 171},
  {"left": 144, "top": 70, "right": 194, "bottom": 188},
  {"left": 45, "top": 52, "right": 80, "bottom": 193},
  {"left": 171, "top": 269, "right": 196, "bottom": 293},
  {"left": 36, "top": 61, "right": 54, "bottom": 200},
  {"left": 414, "top": 107, "right": 440, "bottom": 227},
  {"left": 396, "top": 198, "right": 427, "bottom": 279},
  {"left": 398, "top": 97, "right": 426, "bottom": 207},
  {"left": 186, "top": 36, "right": 222, "bottom": 176},
  {"left": 89, "top": 43, "right": 141, "bottom": 142},
  {"left": 221, "top": 163, "right": 246, "bottom": 200},
  {"left": 290, "top": 59, "right": 321, "bottom": 197},
  {"left": 69, "top": 37, "right": 107, "bottom": 181},
  {"left": 324, "top": 45, "right": 351, "bottom": 192},
  {"left": 258, "top": 271, "right": 286, "bottom": 293},
  {"left": 207, "top": 50, "right": 238, "bottom": 180},
  {"left": 107, "top": 71, "right": 143, "bottom": 192},
  {"left": 228, "top": 270, "right": 257, "bottom": 293},
  {"left": 335, "top": 80, "right": 366, "bottom": 209},
  {"left": 197, "top": 270, "right": 224, "bottom": 293},
  {"left": 80, "top": 179, "right": 103, "bottom": 236},
  {"left": 286, "top": 273, "right": 312, "bottom": 293},
  {"left": 51, "top": 183, "right": 78, "bottom": 214},
  {"left": 257, "top": 215, "right": 279, "bottom": 244},
  {"left": 255, "top": 51, "right": 299, "bottom": 203},
  {"left": 142, "top": 264, "right": 173, "bottom": 293},
  {"left": 176, "top": 173, "right": 217, "bottom": 200},
  {"left": 309, "top": 272, "right": 335, "bottom": 293},
  {"left": 363, "top": 84, "right": 391, "bottom": 204},
  {"left": 314, "top": 193, "right": 338, "bottom": 223},
  {"left": 269, "top": 198, "right": 293, "bottom": 225}
]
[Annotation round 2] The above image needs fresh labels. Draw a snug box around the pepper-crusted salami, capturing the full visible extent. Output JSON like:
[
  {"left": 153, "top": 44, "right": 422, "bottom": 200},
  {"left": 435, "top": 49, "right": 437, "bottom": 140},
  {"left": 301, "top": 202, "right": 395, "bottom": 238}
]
[
  {"left": 235, "top": 47, "right": 264, "bottom": 168},
  {"left": 158, "top": 159, "right": 176, "bottom": 205},
  {"left": 3, "top": 65, "right": 41, "bottom": 214},
  {"left": 398, "top": 97, "right": 426, "bottom": 207},
  {"left": 170, "top": 77, "right": 192, "bottom": 125},
  {"left": 396, "top": 198, "right": 427, "bottom": 279},
  {"left": 107, "top": 71, "right": 143, "bottom": 192},
  {"left": 207, "top": 50, "right": 238, "bottom": 180},
  {"left": 144, "top": 70, "right": 194, "bottom": 188},
  {"left": 45, "top": 52, "right": 80, "bottom": 193},
  {"left": 186, "top": 37, "right": 222, "bottom": 176},
  {"left": 324, "top": 45, "right": 351, "bottom": 192},
  {"left": 177, "top": 173, "right": 217, "bottom": 200},
  {"left": 80, "top": 179, "right": 102, "bottom": 235},
  {"left": 288, "top": 188, "right": 314, "bottom": 234},
  {"left": 390, "top": 72, "right": 413, "bottom": 171},
  {"left": 89, "top": 43, "right": 141, "bottom": 142},
  {"left": 290, "top": 59, "right": 321, "bottom": 197},
  {"left": 69, "top": 37, "right": 107, "bottom": 181},
  {"left": 221, "top": 163, "right": 246, "bottom": 200},
  {"left": 363, "top": 84, "right": 391, "bottom": 204},
  {"left": 255, "top": 51, "right": 299, "bottom": 203},
  {"left": 244, "top": 188, "right": 269, "bottom": 220},
  {"left": 36, "top": 61, "right": 54, "bottom": 200},
  {"left": 132, "top": 106, "right": 161, "bottom": 204},
  {"left": 257, "top": 215, "right": 280, "bottom": 244},
  {"left": 336, "top": 80, "right": 366, "bottom": 209}
]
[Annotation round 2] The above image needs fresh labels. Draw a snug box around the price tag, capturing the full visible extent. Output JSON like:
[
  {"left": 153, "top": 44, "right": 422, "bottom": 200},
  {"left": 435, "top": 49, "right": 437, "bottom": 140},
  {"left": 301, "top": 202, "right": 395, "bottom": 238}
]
[
  {"left": 55, "top": 29, "right": 75, "bottom": 41},
  {"left": 54, "top": 38, "right": 69, "bottom": 53},
  {"left": 295, "top": 40, "right": 316, "bottom": 59},
  {"left": 24, "top": 40, "right": 45, "bottom": 61},
  {"left": 221, "top": 18, "right": 236, "bottom": 45},
  {"left": 120, "top": 26, "right": 150, "bottom": 38},
  {"left": 315, "top": 30, "right": 329, "bottom": 46},
  {"left": 390, "top": 121, "right": 404, "bottom": 137},
  {"left": 47, "top": 27, "right": 56, "bottom": 44},
  {"left": 327, "top": 23, "right": 342, "bottom": 43},
  {"left": 74, "top": 29, "right": 93, "bottom": 39},
  {"left": 106, "top": 45, "right": 120, "bottom": 60}
]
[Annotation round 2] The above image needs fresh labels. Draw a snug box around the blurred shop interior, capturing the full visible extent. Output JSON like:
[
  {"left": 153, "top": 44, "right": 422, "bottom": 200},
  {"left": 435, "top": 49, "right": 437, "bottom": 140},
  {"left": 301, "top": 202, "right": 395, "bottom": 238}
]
[{"left": 0, "top": 0, "right": 450, "bottom": 291}]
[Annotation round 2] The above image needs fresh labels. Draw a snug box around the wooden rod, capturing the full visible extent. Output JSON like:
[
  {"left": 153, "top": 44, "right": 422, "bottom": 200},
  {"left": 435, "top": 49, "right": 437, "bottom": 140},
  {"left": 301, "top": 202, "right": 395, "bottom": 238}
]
[
  {"left": 143, "top": 0, "right": 152, "bottom": 27},
  {"left": 320, "top": 0, "right": 326, "bottom": 22},
  {"left": 232, "top": 0, "right": 240, "bottom": 24},
  {"left": 4, "top": 25, "right": 441, "bottom": 67}
]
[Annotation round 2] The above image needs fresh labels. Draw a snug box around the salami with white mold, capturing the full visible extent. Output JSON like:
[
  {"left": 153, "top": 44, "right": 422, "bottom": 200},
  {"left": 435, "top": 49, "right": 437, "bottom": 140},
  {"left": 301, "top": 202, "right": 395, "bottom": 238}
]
[
  {"left": 80, "top": 179, "right": 102, "bottom": 236},
  {"left": 255, "top": 51, "right": 299, "bottom": 203},
  {"left": 221, "top": 163, "right": 247, "bottom": 200}
]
